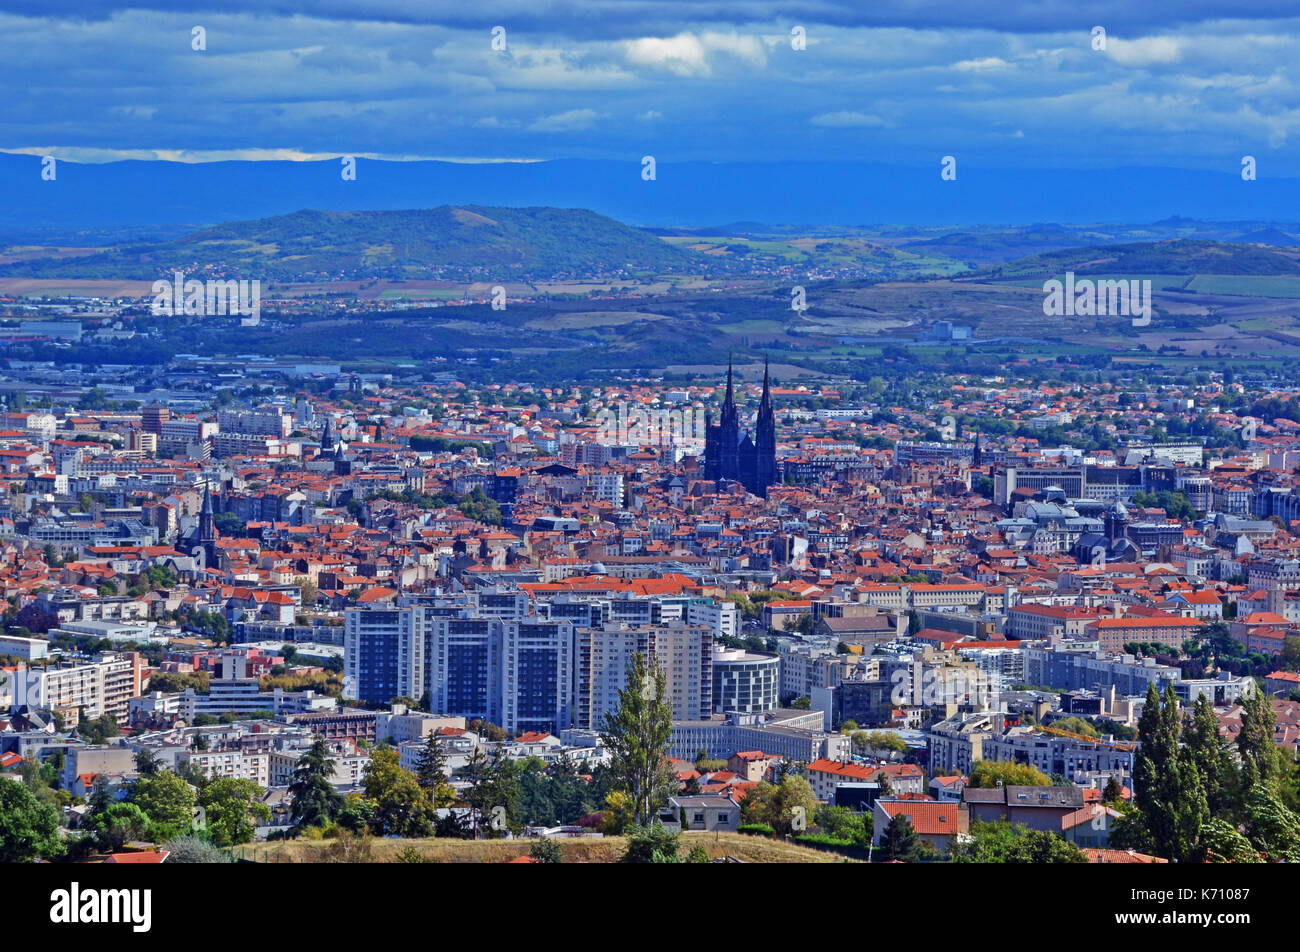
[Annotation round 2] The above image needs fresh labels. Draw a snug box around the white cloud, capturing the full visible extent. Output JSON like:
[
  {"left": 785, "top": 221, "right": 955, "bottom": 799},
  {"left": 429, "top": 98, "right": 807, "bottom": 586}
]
[
  {"left": 0, "top": 147, "right": 541, "bottom": 164},
  {"left": 528, "top": 107, "right": 603, "bottom": 132},
  {"left": 624, "top": 31, "right": 765, "bottom": 77},
  {"left": 952, "top": 57, "right": 1012, "bottom": 71},
  {"left": 1107, "top": 36, "right": 1182, "bottom": 67},
  {"left": 810, "top": 110, "right": 888, "bottom": 127}
]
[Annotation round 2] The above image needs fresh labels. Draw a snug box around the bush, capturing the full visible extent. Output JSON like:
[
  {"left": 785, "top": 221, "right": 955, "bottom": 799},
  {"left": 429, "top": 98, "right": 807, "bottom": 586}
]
[
  {"left": 794, "top": 833, "right": 871, "bottom": 859},
  {"left": 795, "top": 833, "right": 854, "bottom": 848},
  {"left": 529, "top": 838, "right": 563, "bottom": 864},
  {"left": 321, "top": 829, "right": 373, "bottom": 862},
  {"left": 392, "top": 845, "right": 433, "bottom": 864},
  {"left": 622, "top": 823, "right": 681, "bottom": 863},
  {"left": 737, "top": 823, "right": 775, "bottom": 837},
  {"left": 162, "top": 835, "right": 232, "bottom": 864}
]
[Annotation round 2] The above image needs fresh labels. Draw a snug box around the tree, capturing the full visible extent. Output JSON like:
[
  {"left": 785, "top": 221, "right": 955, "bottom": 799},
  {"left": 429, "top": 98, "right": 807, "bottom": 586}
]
[
  {"left": 1132, "top": 682, "right": 1208, "bottom": 862},
  {"left": 1049, "top": 716, "right": 1099, "bottom": 738},
  {"left": 88, "top": 802, "right": 153, "bottom": 852},
  {"left": 1101, "top": 775, "right": 1125, "bottom": 806},
  {"left": 1201, "top": 817, "right": 1261, "bottom": 863},
  {"left": 865, "top": 731, "right": 907, "bottom": 756},
  {"left": 621, "top": 822, "right": 682, "bottom": 863},
  {"left": 967, "top": 760, "right": 1051, "bottom": 788},
  {"left": 362, "top": 746, "right": 431, "bottom": 837},
  {"left": 0, "top": 777, "right": 63, "bottom": 862},
  {"left": 467, "top": 719, "right": 509, "bottom": 743},
  {"left": 1236, "top": 690, "right": 1280, "bottom": 788},
  {"left": 878, "top": 813, "right": 920, "bottom": 862},
  {"left": 132, "top": 770, "right": 197, "bottom": 841},
  {"left": 336, "top": 793, "right": 376, "bottom": 834},
  {"left": 1184, "top": 693, "right": 1233, "bottom": 814},
  {"left": 814, "top": 805, "right": 871, "bottom": 846},
  {"left": 461, "top": 747, "right": 520, "bottom": 837},
  {"left": 1241, "top": 783, "right": 1300, "bottom": 862},
  {"left": 599, "top": 653, "right": 675, "bottom": 827},
  {"left": 601, "top": 790, "right": 637, "bottom": 835},
  {"left": 741, "top": 774, "right": 820, "bottom": 836},
  {"left": 288, "top": 738, "right": 343, "bottom": 832},
  {"left": 161, "top": 834, "right": 233, "bottom": 864},
  {"left": 199, "top": 777, "right": 270, "bottom": 847},
  {"left": 414, "top": 733, "right": 455, "bottom": 808},
  {"left": 134, "top": 748, "right": 162, "bottom": 778},
  {"left": 529, "top": 838, "right": 563, "bottom": 863},
  {"left": 296, "top": 577, "right": 319, "bottom": 607},
  {"left": 951, "top": 821, "right": 1087, "bottom": 863}
]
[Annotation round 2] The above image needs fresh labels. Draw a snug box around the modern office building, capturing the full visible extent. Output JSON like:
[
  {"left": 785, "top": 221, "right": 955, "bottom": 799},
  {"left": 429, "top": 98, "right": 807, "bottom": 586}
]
[{"left": 711, "top": 646, "right": 779, "bottom": 714}]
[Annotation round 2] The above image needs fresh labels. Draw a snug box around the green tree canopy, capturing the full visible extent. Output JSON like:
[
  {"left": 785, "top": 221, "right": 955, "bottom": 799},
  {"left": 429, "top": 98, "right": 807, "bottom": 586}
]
[
  {"left": 967, "top": 760, "right": 1052, "bottom": 788},
  {"left": 132, "top": 770, "right": 197, "bottom": 841},
  {"left": 199, "top": 777, "right": 270, "bottom": 847},
  {"left": 0, "top": 777, "right": 64, "bottom": 862},
  {"left": 288, "top": 738, "right": 344, "bottom": 832}
]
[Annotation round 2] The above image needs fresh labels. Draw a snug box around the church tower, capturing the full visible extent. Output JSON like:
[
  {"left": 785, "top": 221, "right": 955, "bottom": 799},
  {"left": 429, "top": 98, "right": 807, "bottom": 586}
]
[
  {"left": 197, "top": 483, "right": 219, "bottom": 568},
  {"left": 718, "top": 359, "right": 740, "bottom": 481},
  {"left": 755, "top": 358, "right": 776, "bottom": 495}
]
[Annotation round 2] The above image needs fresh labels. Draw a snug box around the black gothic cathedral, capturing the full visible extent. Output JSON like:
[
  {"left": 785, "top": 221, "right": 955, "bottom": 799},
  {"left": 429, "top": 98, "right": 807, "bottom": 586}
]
[{"left": 704, "top": 359, "right": 777, "bottom": 496}]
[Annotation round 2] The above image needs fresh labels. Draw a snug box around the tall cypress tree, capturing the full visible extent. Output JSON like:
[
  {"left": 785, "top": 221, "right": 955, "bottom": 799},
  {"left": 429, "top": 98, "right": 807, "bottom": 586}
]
[
  {"left": 1184, "top": 693, "right": 1231, "bottom": 814},
  {"left": 1236, "top": 689, "right": 1280, "bottom": 788},
  {"left": 1134, "top": 683, "right": 1207, "bottom": 861}
]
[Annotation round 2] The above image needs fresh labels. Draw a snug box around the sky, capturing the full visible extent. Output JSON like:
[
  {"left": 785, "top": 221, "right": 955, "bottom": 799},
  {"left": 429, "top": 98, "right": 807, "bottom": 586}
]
[{"left": 4, "top": 1, "right": 1300, "bottom": 174}]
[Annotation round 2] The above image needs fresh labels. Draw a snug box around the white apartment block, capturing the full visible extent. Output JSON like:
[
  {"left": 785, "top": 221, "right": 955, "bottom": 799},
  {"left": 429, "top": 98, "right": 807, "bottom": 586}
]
[
  {"left": 687, "top": 600, "right": 739, "bottom": 639},
  {"left": 180, "top": 749, "right": 270, "bottom": 787},
  {"left": 14, "top": 654, "right": 142, "bottom": 725}
]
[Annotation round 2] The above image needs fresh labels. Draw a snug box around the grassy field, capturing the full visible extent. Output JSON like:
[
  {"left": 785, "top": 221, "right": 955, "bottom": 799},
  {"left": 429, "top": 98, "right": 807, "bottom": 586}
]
[
  {"left": 1187, "top": 274, "right": 1300, "bottom": 297},
  {"left": 228, "top": 832, "right": 852, "bottom": 864}
]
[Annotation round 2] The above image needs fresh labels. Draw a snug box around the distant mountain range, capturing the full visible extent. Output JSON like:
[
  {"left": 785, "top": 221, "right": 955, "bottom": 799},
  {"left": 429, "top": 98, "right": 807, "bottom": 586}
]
[
  {"left": 7, "top": 202, "right": 1300, "bottom": 288},
  {"left": 0, "top": 206, "right": 698, "bottom": 281},
  {"left": 6, "top": 152, "right": 1300, "bottom": 234}
]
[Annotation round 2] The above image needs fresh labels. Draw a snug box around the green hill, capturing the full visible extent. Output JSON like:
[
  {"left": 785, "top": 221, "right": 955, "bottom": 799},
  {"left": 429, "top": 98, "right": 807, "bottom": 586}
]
[
  {"left": 969, "top": 239, "right": 1300, "bottom": 280},
  {"left": 0, "top": 206, "right": 702, "bottom": 282}
]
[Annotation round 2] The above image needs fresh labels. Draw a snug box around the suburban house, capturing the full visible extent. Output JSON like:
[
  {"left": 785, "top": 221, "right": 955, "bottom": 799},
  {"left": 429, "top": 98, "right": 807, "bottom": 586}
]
[
  {"left": 962, "top": 784, "right": 1086, "bottom": 831},
  {"left": 872, "top": 799, "right": 968, "bottom": 856},
  {"left": 663, "top": 795, "right": 741, "bottom": 832}
]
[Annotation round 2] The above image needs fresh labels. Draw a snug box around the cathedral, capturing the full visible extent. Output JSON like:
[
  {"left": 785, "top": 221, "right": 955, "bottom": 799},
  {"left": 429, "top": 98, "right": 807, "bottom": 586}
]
[{"left": 704, "top": 359, "right": 777, "bottom": 496}]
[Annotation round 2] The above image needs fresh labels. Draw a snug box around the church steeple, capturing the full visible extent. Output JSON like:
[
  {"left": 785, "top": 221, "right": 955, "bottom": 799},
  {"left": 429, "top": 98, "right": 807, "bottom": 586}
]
[
  {"left": 721, "top": 357, "right": 737, "bottom": 427},
  {"left": 194, "top": 482, "right": 219, "bottom": 570},
  {"left": 199, "top": 484, "right": 215, "bottom": 541}
]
